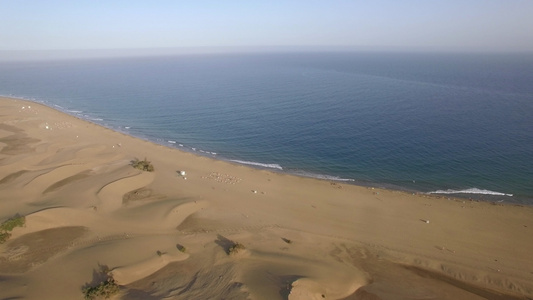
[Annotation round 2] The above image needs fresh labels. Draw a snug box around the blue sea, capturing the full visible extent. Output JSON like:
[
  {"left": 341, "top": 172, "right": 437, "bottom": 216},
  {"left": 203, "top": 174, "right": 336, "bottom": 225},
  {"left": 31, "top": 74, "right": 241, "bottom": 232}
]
[{"left": 1, "top": 52, "right": 532, "bottom": 204}]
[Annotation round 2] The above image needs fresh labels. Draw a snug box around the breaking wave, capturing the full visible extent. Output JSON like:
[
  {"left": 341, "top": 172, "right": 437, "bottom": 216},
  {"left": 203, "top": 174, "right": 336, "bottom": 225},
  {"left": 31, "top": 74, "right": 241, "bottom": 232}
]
[
  {"left": 230, "top": 160, "right": 283, "bottom": 170},
  {"left": 291, "top": 171, "right": 355, "bottom": 182},
  {"left": 428, "top": 188, "right": 513, "bottom": 197}
]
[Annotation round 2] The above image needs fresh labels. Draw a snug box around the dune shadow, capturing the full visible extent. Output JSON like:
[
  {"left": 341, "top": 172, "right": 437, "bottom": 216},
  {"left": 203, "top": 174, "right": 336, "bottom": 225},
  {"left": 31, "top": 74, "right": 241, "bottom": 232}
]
[
  {"left": 1, "top": 226, "right": 87, "bottom": 274},
  {"left": 43, "top": 170, "right": 91, "bottom": 194},
  {"left": 215, "top": 234, "right": 236, "bottom": 255},
  {"left": 177, "top": 271, "right": 199, "bottom": 295},
  {"left": 0, "top": 170, "right": 29, "bottom": 185},
  {"left": 0, "top": 124, "right": 40, "bottom": 155},
  {"left": 121, "top": 289, "right": 160, "bottom": 300},
  {"left": 403, "top": 265, "right": 525, "bottom": 300},
  {"left": 278, "top": 275, "right": 304, "bottom": 300},
  {"left": 81, "top": 264, "right": 113, "bottom": 291}
]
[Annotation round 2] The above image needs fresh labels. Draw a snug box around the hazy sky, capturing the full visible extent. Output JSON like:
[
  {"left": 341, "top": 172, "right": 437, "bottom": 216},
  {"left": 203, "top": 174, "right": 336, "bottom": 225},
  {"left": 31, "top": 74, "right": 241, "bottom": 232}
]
[{"left": 2, "top": 1, "right": 533, "bottom": 53}]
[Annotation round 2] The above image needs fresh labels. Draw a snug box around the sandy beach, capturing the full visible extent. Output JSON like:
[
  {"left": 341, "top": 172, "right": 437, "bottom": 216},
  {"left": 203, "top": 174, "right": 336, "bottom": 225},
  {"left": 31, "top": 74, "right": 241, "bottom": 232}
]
[{"left": 1, "top": 96, "right": 532, "bottom": 299}]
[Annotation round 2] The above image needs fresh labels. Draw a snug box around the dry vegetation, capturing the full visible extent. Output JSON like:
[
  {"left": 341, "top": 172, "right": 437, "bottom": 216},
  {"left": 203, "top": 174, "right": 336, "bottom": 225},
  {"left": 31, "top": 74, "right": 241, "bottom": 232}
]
[
  {"left": 83, "top": 277, "right": 120, "bottom": 300},
  {"left": 82, "top": 266, "right": 120, "bottom": 300},
  {"left": 0, "top": 214, "right": 25, "bottom": 244},
  {"left": 228, "top": 242, "right": 246, "bottom": 255},
  {"left": 176, "top": 243, "right": 186, "bottom": 253},
  {"left": 130, "top": 158, "right": 154, "bottom": 172}
]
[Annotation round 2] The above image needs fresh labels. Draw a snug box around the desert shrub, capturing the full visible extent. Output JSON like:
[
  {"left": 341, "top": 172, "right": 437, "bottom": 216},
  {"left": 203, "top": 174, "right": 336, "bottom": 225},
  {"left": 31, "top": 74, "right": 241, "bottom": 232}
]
[
  {"left": 83, "top": 277, "right": 120, "bottom": 300},
  {"left": 130, "top": 158, "right": 154, "bottom": 172},
  {"left": 228, "top": 242, "right": 246, "bottom": 255},
  {"left": 0, "top": 214, "right": 25, "bottom": 231},
  {"left": 176, "top": 244, "right": 186, "bottom": 253},
  {"left": 0, "top": 231, "right": 11, "bottom": 244},
  {"left": 0, "top": 214, "right": 25, "bottom": 244}
]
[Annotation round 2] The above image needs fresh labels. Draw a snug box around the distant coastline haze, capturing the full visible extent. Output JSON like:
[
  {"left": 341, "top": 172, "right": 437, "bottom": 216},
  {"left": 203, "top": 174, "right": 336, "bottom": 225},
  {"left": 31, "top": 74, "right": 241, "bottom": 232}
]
[{"left": 2, "top": 1, "right": 532, "bottom": 59}]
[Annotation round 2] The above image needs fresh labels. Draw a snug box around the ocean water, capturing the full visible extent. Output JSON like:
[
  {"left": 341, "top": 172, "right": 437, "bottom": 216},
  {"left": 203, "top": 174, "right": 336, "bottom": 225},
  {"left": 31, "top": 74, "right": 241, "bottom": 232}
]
[{"left": 1, "top": 52, "right": 532, "bottom": 204}]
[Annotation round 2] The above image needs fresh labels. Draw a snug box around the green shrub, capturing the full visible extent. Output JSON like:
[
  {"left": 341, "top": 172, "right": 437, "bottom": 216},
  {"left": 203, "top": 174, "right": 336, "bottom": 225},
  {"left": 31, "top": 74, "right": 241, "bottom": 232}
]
[
  {"left": 0, "top": 214, "right": 25, "bottom": 244},
  {"left": 176, "top": 244, "right": 186, "bottom": 253},
  {"left": 0, "top": 231, "right": 11, "bottom": 244},
  {"left": 228, "top": 242, "right": 245, "bottom": 255},
  {"left": 0, "top": 214, "right": 25, "bottom": 232},
  {"left": 83, "top": 277, "right": 120, "bottom": 300},
  {"left": 130, "top": 158, "right": 154, "bottom": 172}
]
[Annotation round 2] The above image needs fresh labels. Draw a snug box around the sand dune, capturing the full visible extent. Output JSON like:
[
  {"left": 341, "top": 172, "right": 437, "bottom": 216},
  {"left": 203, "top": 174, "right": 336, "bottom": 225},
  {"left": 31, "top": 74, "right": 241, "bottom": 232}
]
[
  {"left": 97, "top": 171, "right": 155, "bottom": 213},
  {"left": 112, "top": 249, "right": 189, "bottom": 285},
  {"left": 1, "top": 97, "right": 533, "bottom": 300}
]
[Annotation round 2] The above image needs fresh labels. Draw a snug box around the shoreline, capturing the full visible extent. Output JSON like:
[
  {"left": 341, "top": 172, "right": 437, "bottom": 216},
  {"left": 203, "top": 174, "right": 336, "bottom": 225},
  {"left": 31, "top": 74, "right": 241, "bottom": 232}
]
[
  {"left": 1, "top": 96, "right": 533, "bottom": 299},
  {"left": 2, "top": 95, "right": 526, "bottom": 206}
]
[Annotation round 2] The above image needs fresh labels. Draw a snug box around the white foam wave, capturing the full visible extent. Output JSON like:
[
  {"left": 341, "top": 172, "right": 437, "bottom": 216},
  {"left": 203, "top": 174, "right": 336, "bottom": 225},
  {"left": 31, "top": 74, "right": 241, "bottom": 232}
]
[
  {"left": 230, "top": 160, "right": 283, "bottom": 170},
  {"left": 293, "top": 171, "right": 355, "bottom": 182},
  {"left": 312, "top": 175, "right": 355, "bottom": 182},
  {"left": 167, "top": 140, "right": 176, "bottom": 144},
  {"left": 428, "top": 188, "right": 513, "bottom": 197}
]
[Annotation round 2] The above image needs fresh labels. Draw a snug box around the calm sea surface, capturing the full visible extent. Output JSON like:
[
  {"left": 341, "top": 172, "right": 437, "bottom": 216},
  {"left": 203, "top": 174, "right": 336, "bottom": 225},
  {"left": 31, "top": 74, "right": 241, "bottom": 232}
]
[{"left": 1, "top": 52, "right": 532, "bottom": 204}]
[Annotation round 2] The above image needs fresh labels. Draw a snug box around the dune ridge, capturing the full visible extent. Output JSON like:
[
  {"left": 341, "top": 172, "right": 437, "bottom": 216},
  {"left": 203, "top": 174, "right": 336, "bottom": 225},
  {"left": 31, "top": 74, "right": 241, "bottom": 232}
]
[{"left": 1, "top": 96, "right": 532, "bottom": 300}]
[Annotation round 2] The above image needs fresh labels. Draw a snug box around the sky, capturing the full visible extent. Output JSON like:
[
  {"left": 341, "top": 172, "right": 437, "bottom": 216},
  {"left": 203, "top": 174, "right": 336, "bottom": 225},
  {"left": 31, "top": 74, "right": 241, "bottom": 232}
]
[{"left": 2, "top": 0, "right": 533, "bottom": 54}]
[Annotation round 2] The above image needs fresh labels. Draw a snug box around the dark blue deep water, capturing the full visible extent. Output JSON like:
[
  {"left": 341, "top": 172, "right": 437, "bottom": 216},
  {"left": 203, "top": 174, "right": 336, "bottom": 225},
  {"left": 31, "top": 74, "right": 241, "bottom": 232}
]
[{"left": 1, "top": 52, "right": 532, "bottom": 203}]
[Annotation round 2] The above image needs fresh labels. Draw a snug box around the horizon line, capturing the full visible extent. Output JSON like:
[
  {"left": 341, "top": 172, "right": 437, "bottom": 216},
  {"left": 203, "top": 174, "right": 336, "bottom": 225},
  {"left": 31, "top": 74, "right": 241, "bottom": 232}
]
[{"left": 1, "top": 45, "right": 532, "bottom": 61}]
